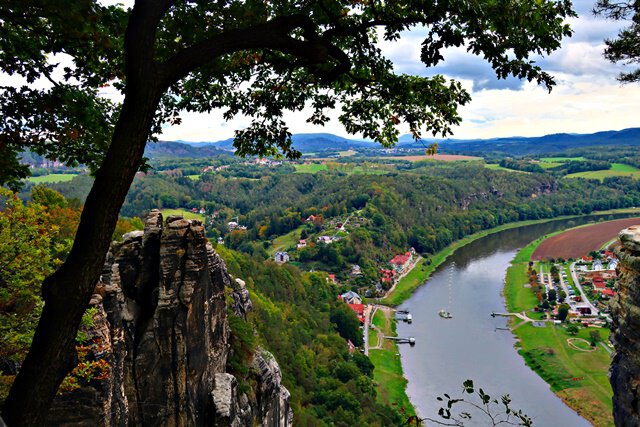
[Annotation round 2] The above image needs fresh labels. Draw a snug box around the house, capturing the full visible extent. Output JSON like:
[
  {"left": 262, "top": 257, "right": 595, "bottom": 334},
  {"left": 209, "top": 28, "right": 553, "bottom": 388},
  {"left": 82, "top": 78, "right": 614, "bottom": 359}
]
[
  {"left": 380, "top": 268, "right": 395, "bottom": 284},
  {"left": 602, "top": 288, "right": 616, "bottom": 298},
  {"left": 593, "top": 260, "right": 603, "bottom": 271},
  {"left": 608, "top": 259, "right": 619, "bottom": 270},
  {"left": 199, "top": 208, "right": 206, "bottom": 215},
  {"left": 306, "top": 215, "right": 316, "bottom": 222},
  {"left": 347, "top": 303, "right": 365, "bottom": 323},
  {"left": 390, "top": 251, "right": 413, "bottom": 272},
  {"left": 227, "top": 221, "right": 239, "bottom": 229},
  {"left": 297, "top": 239, "right": 307, "bottom": 249},
  {"left": 327, "top": 274, "right": 337, "bottom": 284},
  {"left": 317, "top": 235, "right": 333, "bottom": 244},
  {"left": 593, "top": 276, "right": 606, "bottom": 289},
  {"left": 217, "top": 237, "right": 224, "bottom": 245},
  {"left": 576, "top": 305, "right": 592, "bottom": 315},
  {"left": 340, "top": 291, "right": 362, "bottom": 305},
  {"left": 274, "top": 252, "right": 290, "bottom": 264},
  {"left": 350, "top": 264, "right": 362, "bottom": 276}
]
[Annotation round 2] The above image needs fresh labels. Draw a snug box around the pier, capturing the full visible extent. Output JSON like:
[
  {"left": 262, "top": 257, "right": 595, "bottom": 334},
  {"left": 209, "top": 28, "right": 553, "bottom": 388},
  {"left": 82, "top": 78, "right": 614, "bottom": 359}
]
[{"left": 383, "top": 336, "right": 416, "bottom": 345}]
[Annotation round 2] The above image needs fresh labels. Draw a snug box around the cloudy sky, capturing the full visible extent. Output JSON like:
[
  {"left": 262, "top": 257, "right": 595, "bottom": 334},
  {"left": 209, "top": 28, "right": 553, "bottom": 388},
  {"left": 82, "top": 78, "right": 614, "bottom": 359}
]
[{"left": 158, "top": 1, "right": 640, "bottom": 142}]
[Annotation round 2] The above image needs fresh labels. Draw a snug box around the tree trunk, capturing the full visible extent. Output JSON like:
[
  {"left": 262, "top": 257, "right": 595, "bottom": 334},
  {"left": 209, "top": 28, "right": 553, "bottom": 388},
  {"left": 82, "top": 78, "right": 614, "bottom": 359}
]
[{"left": 2, "top": 82, "right": 161, "bottom": 426}]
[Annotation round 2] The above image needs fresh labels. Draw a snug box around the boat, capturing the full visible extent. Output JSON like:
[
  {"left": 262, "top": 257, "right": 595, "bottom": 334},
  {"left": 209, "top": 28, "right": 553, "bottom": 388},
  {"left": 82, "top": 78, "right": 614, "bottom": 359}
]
[{"left": 439, "top": 309, "right": 452, "bottom": 319}]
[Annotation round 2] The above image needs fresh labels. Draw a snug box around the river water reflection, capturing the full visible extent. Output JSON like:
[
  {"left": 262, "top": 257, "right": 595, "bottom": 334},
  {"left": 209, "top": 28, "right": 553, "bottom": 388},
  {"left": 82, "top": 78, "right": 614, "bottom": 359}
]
[{"left": 396, "top": 215, "right": 633, "bottom": 426}]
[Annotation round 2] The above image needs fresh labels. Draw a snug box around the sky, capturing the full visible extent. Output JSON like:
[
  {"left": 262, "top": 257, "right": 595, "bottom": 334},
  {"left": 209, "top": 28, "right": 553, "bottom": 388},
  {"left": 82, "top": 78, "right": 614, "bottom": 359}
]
[{"left": 157, "top": 1, "right": 640, "bottom": 142}]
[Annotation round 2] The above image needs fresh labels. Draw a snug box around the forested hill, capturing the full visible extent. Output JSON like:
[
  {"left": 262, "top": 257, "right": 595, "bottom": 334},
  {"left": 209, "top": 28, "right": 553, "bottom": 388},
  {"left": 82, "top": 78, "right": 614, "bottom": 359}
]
[{"left": 146, "top": 128, "right": 640, "bottom": 158}]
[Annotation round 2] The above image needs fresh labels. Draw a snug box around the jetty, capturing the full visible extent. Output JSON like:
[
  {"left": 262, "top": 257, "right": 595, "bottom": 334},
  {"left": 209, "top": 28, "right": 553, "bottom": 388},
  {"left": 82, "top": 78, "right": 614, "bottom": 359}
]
[{"left": 383, "top": 336, "right": 415, "bottom": 345}]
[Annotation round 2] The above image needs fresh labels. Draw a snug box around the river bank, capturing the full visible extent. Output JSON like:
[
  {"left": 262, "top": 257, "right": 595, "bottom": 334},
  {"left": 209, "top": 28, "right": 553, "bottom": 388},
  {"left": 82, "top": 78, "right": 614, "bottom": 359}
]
[
  {"left": 371, "top": 209, "right": 639, "bottom": 424},
  {"left": 504, "top": 227, "right": 615, "bottom": 426}
]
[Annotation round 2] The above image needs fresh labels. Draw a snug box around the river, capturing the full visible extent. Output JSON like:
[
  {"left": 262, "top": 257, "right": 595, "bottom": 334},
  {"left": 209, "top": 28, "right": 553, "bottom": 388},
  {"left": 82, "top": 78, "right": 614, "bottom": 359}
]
[{"left": 396, "top": 214, "right": 634, "bottom": 426}]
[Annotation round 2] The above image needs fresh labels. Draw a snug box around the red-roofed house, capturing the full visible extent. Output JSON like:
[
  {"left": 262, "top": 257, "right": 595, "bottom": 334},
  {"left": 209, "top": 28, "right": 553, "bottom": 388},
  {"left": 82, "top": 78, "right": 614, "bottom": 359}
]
[
  {"left": 593, "top": 277, "right": 606, "bottom": 289},
  {"left": 327, "top": 274, "right": 336, "bottom": 284},
  {"left": 380, "top": 268, "right": 396, "bottom": 284},
  {"left": 297, "top": 239, "right": 307, "bottom": 249},
  {"left": 347, "top": 303, "right": 365, "bottom": 323},
  {"left": 390, "top": 252, "right": 413, "bottom": 272},
  {"left": 603, "top": 288, "right": 616, "bottom": 298}
]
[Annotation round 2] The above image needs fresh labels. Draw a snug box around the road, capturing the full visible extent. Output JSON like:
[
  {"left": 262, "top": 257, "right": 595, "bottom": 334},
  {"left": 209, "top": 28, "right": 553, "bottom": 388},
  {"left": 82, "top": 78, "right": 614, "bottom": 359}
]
[{"left": 569, "top": 262, "right": 599, "bottom": 316}]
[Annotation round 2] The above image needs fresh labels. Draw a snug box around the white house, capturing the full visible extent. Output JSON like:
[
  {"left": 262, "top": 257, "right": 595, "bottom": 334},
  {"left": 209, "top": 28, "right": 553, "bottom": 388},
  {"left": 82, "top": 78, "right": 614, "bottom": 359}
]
[{"left": 274, "top": 252, "right": 290, "bottom": 264}]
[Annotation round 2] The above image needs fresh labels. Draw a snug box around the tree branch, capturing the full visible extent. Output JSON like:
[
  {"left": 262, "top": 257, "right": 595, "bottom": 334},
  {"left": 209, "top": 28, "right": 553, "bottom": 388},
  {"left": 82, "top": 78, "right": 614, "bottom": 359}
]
[{"left": 158, "top": 14, "right": 351, "bottom": 88}]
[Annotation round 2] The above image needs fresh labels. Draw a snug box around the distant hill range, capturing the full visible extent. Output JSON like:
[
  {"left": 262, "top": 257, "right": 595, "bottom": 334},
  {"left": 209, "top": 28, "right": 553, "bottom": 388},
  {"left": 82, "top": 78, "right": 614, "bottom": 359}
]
[{"left": 145, "top": 128, "right": 640, "bottom": 158}]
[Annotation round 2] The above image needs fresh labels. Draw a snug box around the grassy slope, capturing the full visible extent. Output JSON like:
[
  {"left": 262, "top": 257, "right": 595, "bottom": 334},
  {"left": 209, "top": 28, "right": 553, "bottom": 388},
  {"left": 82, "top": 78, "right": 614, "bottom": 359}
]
[
  {"left": 505, "top": 235, "right": 614, "bottom": 426},
  {"left": 26, "top": 173, "right": 78, "bottom": 183},
  {"left": 368, "top": 309, "right": 415, "bottom": 417},
  {"left": 268, "top": 225, "right": 304, "bottom": 255}
]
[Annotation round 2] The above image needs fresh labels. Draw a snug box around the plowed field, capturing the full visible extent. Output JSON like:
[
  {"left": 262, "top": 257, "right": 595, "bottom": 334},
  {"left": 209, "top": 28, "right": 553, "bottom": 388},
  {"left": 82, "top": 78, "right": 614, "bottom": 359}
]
[{"left": 531, "top": 217, "right": 640, "bottom": 260}]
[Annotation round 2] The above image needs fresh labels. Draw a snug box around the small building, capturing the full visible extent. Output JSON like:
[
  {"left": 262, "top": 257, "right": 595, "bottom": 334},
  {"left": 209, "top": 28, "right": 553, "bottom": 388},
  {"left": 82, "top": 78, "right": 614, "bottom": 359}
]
[
  {"left": 297, "top": 239, "right": 307, "bottom": 249},
  {"left": 340, "top": 291, "right": 362, "bottom": 305},
  {"left": 327, "top": 274, "right": 337, "bottom": 284},
  {"left": 576, "top": 305, "right": 592, "bottom": 315},
  {"left": 390, "top": 251, "right": 413, "bottom": 272},
  {"left": 217, "top": 237, "right": 224, "bottom": 245},
  {"left": 608, "top": 259, "right": 619, "bottom": 270},
  {"left": 274, "top": 252, "right": 290, "bottom": 264},
  {"left": 593, "top": 277, "right": 606, "bottom": 289},
  {"left": 317, "top": 235, "right": 333, "bottom": 244},
  {"left": 380, "top": 268, "right": 395, "bottom": 284},
  {"left": 602, "top": 288, "right": 616, "bottom": 298},
  {"left": 347, "top": 303, "right": 365, "bottom": 323},
  {"left": 227, "top": 221, "right": 239, "bottom": 230},
  {"left": 593, "top": 260, "right": 603, "bottom": 271},
  {"left": 350, "top": 264, "right": 362, "bottom": 276},
  {"left": 306, "top": 215, "right": 316, "bottom": 222}
]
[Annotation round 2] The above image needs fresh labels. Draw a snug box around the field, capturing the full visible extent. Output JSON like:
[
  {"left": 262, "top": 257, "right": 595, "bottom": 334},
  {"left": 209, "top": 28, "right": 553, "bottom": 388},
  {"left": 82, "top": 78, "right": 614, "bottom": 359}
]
[
  {"left": 159, "top": 208, "right": 206, "bottom": 222},
  {"left": 26, "top": 173, "right": 78, "bottom": 184},
  {"left": 565, "top": 163, "right": 640, "bottom": 181},
  {"left": 536, "top": 161, "right": 564, "bottom": 169},
  {"left": 484, "top": 163, "right": 527, "bottom": 172},
  {"left": 294, "top": 163, "right": 328, "bottom": 173},
  {"left": 531, "top": 217, "right": 640, "bottom": 260},
  {"left": 294, "top": 162, "right": 388, "bottom": 175},
  {"left": 186, "top": 174, "right": 201, "bottom": 181},
  {"left": 384, "top": 153, "right": 481, "bottom": 162}
]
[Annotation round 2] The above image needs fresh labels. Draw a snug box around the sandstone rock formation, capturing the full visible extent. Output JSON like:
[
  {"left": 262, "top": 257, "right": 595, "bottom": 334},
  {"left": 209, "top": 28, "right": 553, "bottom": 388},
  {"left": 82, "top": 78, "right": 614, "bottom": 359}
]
[
  {"left": 611, "top": 224, "right": 640, "bottom": 426},
  {"left": 49, "top": 210, "right": 291, "bottom": 426}
]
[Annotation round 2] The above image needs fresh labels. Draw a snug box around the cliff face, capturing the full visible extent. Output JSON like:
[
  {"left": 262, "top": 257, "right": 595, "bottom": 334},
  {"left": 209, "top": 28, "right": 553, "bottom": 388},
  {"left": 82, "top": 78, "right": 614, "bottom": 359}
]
[
  {"left": 611, "top": 225, "right": 640, "bottom": 426},
  {"left": 48, "top": 211, "right": 291, "bottom": 426}
]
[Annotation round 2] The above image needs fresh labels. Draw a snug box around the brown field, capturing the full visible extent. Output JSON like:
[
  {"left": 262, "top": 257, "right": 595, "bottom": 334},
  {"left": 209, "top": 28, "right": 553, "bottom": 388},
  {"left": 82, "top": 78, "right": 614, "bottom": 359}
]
[
  {"left": 383, "top": 154, "right": 481, "bottom": 162},
  {"left": 532, "top": 217, "right": 640, "bottom": 260}
]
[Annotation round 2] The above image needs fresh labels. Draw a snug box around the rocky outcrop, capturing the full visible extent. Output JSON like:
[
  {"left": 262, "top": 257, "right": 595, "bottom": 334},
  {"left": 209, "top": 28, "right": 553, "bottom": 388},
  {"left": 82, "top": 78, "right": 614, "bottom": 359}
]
[
  {"left": 458, "top": 188, "right": 503, "bottom": 210},
  {"left": 48, "top": 210, "right": 291, "bottom": 426},
  {"left": 611, "top": 225, "right": 640, "bottom": 426}
]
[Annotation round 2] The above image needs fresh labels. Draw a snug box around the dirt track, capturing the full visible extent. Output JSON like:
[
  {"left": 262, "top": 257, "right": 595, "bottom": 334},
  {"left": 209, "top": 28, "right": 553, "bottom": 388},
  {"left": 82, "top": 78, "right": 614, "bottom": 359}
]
[{"left": 531, "top": 217, "right": 640, "bottom": 260}]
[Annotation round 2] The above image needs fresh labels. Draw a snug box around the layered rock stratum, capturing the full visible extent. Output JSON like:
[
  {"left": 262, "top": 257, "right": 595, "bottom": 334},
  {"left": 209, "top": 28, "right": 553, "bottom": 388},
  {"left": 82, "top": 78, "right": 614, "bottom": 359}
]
[
  {"left": 612, "top": 225, "right": 640, "bottom": 426},
  {"left": 49, "top": 210, "right": 291, "bottom": 426}
]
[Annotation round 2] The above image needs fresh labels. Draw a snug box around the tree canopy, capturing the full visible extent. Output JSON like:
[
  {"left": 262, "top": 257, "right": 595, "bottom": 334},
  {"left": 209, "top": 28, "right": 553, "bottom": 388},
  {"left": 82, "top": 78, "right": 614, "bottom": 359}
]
[
  {"left": 594, "top": 0, "right": 640, "bottom": 83},
  {"left": 0, "top": 0, "right": 576, "bottom": 424}
]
